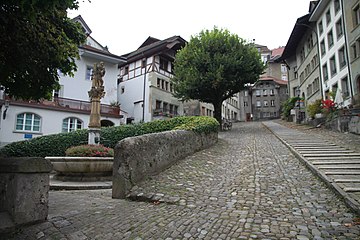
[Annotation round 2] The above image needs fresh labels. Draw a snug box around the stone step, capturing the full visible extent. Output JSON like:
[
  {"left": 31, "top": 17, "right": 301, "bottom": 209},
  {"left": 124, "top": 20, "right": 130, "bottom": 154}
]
[
  {"left": 324, "top": 171, "right": 360, "bottom": 175},
  {"left": 334, "top": 179, "right": 360, "bottom": 183},
  {"left": 303, "top": 153, "right": 360, "bottom": 157},
  {"left": 343, "top": 187, "right": 360, "bottom": 192},
  {"left": 312, "top": 160, "right": 360, "bottom": 165},
  {"left": 307, "top": 156, "right": 360, "bottom": 160},
  {"left": 317, "top": 165, "right": 360, "bottom": 169},
  {"left": 299, "top": 150, "right": 354, "bottom": 154}
]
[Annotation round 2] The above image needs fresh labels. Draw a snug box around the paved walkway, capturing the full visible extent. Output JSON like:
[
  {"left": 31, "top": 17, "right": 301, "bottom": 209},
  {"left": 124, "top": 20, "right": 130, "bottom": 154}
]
[{"left": 2, "top": 122, "right": 360, "bottom": 240}]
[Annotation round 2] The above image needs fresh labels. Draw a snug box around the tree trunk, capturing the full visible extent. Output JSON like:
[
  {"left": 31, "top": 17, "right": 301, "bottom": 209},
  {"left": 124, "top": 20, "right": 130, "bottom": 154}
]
[{"left": 213, "top": 101, "right": 223, "bottom": 130}]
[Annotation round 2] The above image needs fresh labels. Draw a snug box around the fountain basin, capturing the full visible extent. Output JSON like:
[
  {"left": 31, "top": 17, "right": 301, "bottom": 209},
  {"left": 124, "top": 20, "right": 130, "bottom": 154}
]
[{"left": 46, "top": 156, "right": 113, "bottom": 181}]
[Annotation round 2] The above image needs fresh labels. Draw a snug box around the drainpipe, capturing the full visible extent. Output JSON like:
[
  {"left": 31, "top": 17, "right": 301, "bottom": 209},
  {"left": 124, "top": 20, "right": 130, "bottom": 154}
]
[{"left": 142, "top": 59, "right": 147, "bottom": 122}]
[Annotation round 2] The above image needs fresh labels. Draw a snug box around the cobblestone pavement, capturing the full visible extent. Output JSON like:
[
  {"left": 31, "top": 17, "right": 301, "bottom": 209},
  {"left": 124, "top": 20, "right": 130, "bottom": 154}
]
[{"left": 2, "top": 122, "right": 360, "bottom": 240}]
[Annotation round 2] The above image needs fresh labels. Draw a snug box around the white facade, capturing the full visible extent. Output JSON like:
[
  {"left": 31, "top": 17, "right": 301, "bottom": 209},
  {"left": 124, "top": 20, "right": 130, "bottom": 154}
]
[
  {"left": 310, "top": 0, "right": 352, "bottom": 106},
  {"left": 0, "top": 16, "right": 125, "bottom": 146},
  {"left": 118, "top": 37, "right": 185, "bottom": 123}
]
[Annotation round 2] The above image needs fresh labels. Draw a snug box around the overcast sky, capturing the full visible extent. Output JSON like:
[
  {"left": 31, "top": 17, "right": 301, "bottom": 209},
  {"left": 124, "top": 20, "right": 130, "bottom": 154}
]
[{"left": 68, "top": 0, "right": 311, "bottom": 56}]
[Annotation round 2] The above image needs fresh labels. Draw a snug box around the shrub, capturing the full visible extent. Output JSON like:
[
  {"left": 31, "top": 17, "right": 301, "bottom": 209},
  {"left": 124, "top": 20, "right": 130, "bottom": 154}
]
[
  {"left": 65, "top": 144, "right": 114, "bottom": 157},
  {"left": 307, "top": 99, "right": 322, "bottom": 118},
  {"left": 0, "top": 116, "right": 219, "bottom": 157},
  {"left": 282, "top": 97, "right": 301, "bottom": 119}
]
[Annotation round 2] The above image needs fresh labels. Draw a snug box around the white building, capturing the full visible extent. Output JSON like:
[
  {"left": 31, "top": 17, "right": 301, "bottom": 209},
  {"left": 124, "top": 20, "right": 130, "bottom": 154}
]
[
  {"left": 118, "top": 36, "right": 186, "bottom": 123},
  {"left": 0, "top": 16, "right": 126, "bottom": 146},
  {"left": 310, "top": 0, "right": 353, "bottom": 105}
]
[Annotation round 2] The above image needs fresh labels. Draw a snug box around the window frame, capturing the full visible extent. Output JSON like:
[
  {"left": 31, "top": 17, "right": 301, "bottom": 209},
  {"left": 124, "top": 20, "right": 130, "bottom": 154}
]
[
  {"left": 62, "top": 117, "right": 83, "bottom": 133},
  {"left": 16, "top": 113, "right": 41, "bottom": 132}
]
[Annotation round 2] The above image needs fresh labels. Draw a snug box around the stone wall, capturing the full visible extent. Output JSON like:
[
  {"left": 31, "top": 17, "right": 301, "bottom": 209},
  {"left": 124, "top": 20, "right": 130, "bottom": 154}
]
[
  {"left": 0, "top": 157, "right": 52, "bottom": 233},
  {"left": 112, "top": 130, "right": 218, "bottom": 199}
]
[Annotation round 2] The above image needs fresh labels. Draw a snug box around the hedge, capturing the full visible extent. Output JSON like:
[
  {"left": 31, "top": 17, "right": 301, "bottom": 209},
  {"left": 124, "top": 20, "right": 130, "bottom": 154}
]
[{"left": 0, "top": 116, "right": 219, "bottom": 157}]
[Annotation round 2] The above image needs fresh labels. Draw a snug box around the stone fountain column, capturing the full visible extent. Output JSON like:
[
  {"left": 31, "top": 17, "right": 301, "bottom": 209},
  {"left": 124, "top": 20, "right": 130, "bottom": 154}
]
[{"left": 88, "top": 62, "right": 106, "bottom": 145}]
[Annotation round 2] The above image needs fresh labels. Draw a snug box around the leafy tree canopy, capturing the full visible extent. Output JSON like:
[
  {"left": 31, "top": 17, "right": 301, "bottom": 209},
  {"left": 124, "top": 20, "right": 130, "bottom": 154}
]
[
  {"left": 0, "top": 0, "right": 87, "bottom": 100},
  {"left": 172, "top": 27, "right": 265, "bottom": 124}
]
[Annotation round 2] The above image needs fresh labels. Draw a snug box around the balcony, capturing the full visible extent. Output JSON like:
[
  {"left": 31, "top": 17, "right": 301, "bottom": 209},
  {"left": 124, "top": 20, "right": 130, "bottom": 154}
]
[
  {"left": 5, "top": 97, "right": 121, "bottom": 117},
  {"left": 153, "top": 108, "right": 179, "bottom": 117}
]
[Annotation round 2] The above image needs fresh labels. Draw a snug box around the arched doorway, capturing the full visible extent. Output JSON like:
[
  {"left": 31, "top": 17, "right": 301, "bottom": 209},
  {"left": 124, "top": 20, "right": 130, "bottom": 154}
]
[{"left": 101, "top": 119, "right": 114, "bottom": 127}]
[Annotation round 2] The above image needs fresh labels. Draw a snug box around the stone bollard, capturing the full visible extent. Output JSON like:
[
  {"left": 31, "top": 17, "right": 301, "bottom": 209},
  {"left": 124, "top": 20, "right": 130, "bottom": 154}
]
[{"left": 0, "top": 157, "right": 52, "bottom": 233}]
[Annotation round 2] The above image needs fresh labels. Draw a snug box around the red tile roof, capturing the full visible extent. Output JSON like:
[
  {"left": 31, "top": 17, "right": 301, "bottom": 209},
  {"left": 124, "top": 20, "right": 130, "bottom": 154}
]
[
  {"left": 259, "top": 76, "right": 288, "bottom": 85},
  {"left": 271, "top": 47, "right": 285, "bottom": 58}
]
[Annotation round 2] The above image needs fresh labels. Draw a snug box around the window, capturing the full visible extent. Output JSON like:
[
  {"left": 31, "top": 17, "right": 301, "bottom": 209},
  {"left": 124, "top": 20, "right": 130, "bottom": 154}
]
[
  {"left": 163, "top": 102, "right": 168, "bottom": 112},
  {"left": 334, "top": 0, "right": 340, "bottom": 14},
  {"left": 264, "top": 100, "right": 269, "bottom": 107},
  {"left": 320, "top": 40, "right": 326, "bottom": 56},
  {"left": 330, "top": 55, "right": 337, "bottom": 76},
  {"left": 326, "top": 9, "right": 331, "bottom": 25},
  {"left": 155, "top": 100, "right": 161, "bottom": 110},
  {"left": 313, "top": 78, "right": 320, "bottom": 92},
  {"left": 263, "top": 89, "right": 267, "bottom": 96},
  {"left": 255, "top": 90, "right": 261, "bottom": 96},
  {"left": 157, "top": 78, "right": 161, "bottom": 88},
  {"left": 281, "top": 75, "right": 287, "bottom": 80},
  {"left": 353, "top": 4, "right": 360, "bottom": 27},
  {"left": 244, "top": 102, "right": 248, "bottom": 107},
  {"left": 62, "top": 118, "right": 82, "bottom": 132},
  {"left": 318, "top": 21, "right": 323, "bottom": 35},
  {"left": 338, "top": 46, "right": 346, "bottom": 68},
  {"left": 281, "top": 64, "right": 287, "bottom": 73},
  {"left": 53, "top": 85, "right": 64, "bottom": 99},
  {"left": 270, "top": 100, "right": 275, "bottom": 106},
  {"left": 124, "top": 66, "right": 129, "bottom": 75},
  {"left": 323, "top": 63, "right": 329, "bottom": 81},
  {"left": 256, "top": 100, "right": 261, "bottom": 107},
  {"left": 159, "top": 57, "right": 168, "bottom": 71},
  {"left": 328, "top": 30, "right": 334, "bottom": 49},
  {"left": 170, "top": 83, "right": 174, "bottom": 92},
  {"left": 142, "top": 59, "right": 147, "bottom": 68},
  {"left": 174, "top": 106, "right": 178, "bottom": 115},
  {"left": 16, "top": 113, "right": 41, "bottom": 132},
  {"left": 85, "top": 66, "right": 93, "bottom": 81},
  {"left": 351, "top": 37, "right": 360, "bottom": 60},
  {"left": 341, "top": 76, "right": 350, "bottom": 98},
  {"left": 270, "top": 89, "right": 275, "bottom": 95},
  {"left": 336, "top": 18, "right": 343, "bottom": 39}
]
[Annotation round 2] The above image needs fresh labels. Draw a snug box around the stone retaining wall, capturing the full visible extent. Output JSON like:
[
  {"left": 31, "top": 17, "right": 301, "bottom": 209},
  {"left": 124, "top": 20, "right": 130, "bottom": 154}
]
[
  {"left": 112, "top": 130, "right": 218, "bottom": 199},
  {"left": 0, "top": 157, "right": 52, "bottom": 233}
]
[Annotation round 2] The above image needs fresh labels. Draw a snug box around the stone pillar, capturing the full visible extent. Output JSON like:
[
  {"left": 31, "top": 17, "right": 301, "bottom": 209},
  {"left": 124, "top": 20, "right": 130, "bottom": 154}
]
[
  {"left": 0, "top": 157, "right": 52, "bottom": 233},
  {"left": 88, "top": 62, "right": 106, "bottom": 145}
]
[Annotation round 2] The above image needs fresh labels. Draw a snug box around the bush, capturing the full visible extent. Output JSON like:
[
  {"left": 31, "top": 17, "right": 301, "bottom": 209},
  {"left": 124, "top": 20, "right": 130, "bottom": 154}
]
[
  {"left": 307, "top": 99, "right": 322, "bottom": 118},
  {"left": 65, "top": 144, "right": 114, "bottom": 157},
  {"left": 282, "top": 97, "right": 301, "bottom": 119},
  {"left": 0, "top": 116, "right": 219, "bottom": 157}
]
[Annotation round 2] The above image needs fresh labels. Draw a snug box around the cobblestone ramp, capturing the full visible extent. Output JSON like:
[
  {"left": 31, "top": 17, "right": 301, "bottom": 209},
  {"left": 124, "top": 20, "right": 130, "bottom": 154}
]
[
  {"left": 2, "top": 122, "right": 360, "bottom": 239},
  {"left": 263, "top": 121, "right": 360, "bottom": 215}
]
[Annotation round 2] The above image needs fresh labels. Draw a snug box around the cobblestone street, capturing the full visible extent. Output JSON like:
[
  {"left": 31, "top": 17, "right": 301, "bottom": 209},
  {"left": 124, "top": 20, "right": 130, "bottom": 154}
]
[{"left": 2, "top": 122, "right": 360, "bottom": 240}]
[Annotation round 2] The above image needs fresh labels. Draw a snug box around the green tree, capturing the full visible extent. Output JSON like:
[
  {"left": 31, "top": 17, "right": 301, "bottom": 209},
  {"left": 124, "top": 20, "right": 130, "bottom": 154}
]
[
  {"left": 172, "top": 27, "right": 265, "bottom": 125},
  {"left": 0, "top": 0, "right": 86, "bottom": 100}
]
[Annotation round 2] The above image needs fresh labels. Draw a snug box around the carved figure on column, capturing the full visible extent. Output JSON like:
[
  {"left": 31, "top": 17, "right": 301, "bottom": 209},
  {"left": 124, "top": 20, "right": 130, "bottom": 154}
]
[{"left": 88, "top": 62, "right": 106, "bottom": 143}]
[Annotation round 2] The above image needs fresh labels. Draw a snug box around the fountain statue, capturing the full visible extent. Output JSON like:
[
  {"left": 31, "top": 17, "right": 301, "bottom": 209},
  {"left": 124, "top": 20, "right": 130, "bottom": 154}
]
[{"left": 88, "top": 62, "right": 106, "bottom": 144}]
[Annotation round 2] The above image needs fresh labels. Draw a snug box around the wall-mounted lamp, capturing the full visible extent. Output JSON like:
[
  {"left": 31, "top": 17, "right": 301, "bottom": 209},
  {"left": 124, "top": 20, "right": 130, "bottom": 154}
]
[{"left": 3, "top": 100, "right": 9, "bottom": 120}]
